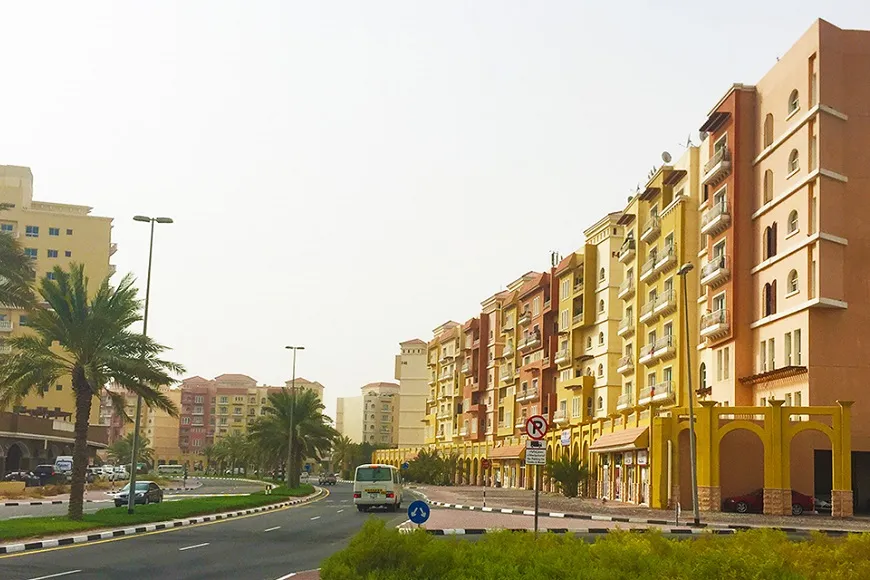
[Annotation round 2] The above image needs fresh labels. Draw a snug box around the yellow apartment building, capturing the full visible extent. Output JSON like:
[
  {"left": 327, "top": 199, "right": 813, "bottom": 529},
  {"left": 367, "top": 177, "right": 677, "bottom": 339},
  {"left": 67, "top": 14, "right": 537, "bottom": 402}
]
[
  {"left": 395, "top": 339, "right": 428, "bottom": 447},
  {"left": 480, "top": 291, "right": 510, "bottom": 443},
  {"left": 0, "top": 165, "right": 114, "bottom": 424},
  {"left": 361, "top": 382, "right": 400, "bottom": 446}
]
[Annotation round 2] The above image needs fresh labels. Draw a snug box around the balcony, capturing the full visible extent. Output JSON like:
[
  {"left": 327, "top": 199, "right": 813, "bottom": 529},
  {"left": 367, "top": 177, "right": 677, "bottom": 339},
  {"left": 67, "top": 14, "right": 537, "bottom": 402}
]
[
  {"left": 639, "top": 254, "right": 658, "bottom": 283},
  {"left": 653, "top": 289, "right": 677, "bottom": 317},
  {"left": 618, "top": 278, "right": 635, "bottom": 300},
  {"left": 518, "top": 333, "right": 542, "bottom": 353},
  {"left": 654, "top": 245, "right": 677, "bottom": 274},
  {"left": 502, "top": 317, "right": 515, "bottom": 331},
  {"left": 639, "top": 300, "right": 657, "bottom": 325},
  {"left": 0, "top": 320, "right": 12, "bottom": 332},
  {"left": 518, "top": 310, "right": 532, "bottom": 326},
  {"left": 618, "top": 238, "right": 636, "bottom": 263},
  {"left": 640, "top": 216, "right": 661, "bottom": 244},
  {"left": 700, "top": 255, "right": 731, "bottom": 288},
  {"left": 515, "top": 387, "right": 539, "bottom": 402},
  {"left": 701, "top": 200, "right": 732, "bottom": 237},
  {"left": 572, "top": 312, "right": 584, "bottom": 326},
  {"left": 617, "top": 355, "right": 634, "bottom": 375},
  {"left": 652, "top": 381, "right": 676, "bottom": 404},
  {"left": 502, "top": 344, "right": 514, "bottom": 359},
  {"left": 436, "top": 432, "right": 448, "bottom": 440},
  {"left": 616, "top": 393, "right": 633, "bottom": 411},
  {"left": 462, "top": 361, "right": 473, "bottom": 375},
  {"left": 515, "top": 417, "right": 527, "bottom": 429},
  {"left": 467, "top": 402, "right": 483, "bottom": 414},
  {"left": 554, "top": 348, "right": 571, "bottom": 366},
  {"left": 573, "top": 278, "right": 584, "bottom": 294},
  {"left": 459, "top": 427, "right": 468, "bottom": 437},
  {"left": 438, "top": 388, "right": 454, "bottom": 399},
  {"left": 437, "top": 409, "right": 453, "bottom": 419},
  {"left": 653, "top": 335, "right": 676, "bottom": 360},
  {"left": 439, "top": 370, "right": 452, "bottom": 381},
  {"left": 426, "top": 393, "right": 436, "bottom": 404},
  {"left": 440, "top": 352, "right": 456, "bottom": 363},
  {"left": 638, "top": 343, "right": 656, "bottom": 365},
  {"left": 617, "top": 316, "right": 634, "bottom": 337},
  {"left": 499, "top": 367, "right": 514, "bottom": 383},
  {"left": 553, "top": 409, "right": 569, "bottom": 425},
  {"left": 700, "top": 309, "right": 731, "bottom": 340},
  {"left": 703, "top": 147, "right": 732, "bottom": 186},
  {"left": 0, "top": 343, "right": 11, "bottom": 354}
]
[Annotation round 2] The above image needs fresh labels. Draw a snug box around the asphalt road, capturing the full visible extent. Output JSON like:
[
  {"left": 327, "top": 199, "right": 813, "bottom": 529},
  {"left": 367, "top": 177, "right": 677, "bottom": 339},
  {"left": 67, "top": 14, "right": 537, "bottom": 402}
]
[
  {"left": 0, "top": 478, "right": 265, "bottom": 520},
  {"left": 1, "top": 483, "right": 413, "bottom": 580}
]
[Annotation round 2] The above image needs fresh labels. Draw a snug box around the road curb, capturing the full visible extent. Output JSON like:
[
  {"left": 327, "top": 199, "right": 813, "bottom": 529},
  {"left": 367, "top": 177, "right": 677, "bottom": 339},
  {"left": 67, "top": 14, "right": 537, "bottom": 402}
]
[
  {"left": 1, "top": 499, "right": 114, "bottom": 507},
  {"left": 0, "top": 488, "right": 325, "bottom": 555},
  {"left": 424, "top": 500, "right": 862, "bottom": 535},
  {"left": 399, "top": 526, "right": 857, "bottom": 536}
]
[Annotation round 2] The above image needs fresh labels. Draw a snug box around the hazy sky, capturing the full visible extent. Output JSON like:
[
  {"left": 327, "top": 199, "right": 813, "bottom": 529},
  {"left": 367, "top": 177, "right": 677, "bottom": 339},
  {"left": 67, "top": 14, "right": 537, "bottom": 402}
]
[{"left": 1, "top": 1, "right": 868, "bottom": 418}]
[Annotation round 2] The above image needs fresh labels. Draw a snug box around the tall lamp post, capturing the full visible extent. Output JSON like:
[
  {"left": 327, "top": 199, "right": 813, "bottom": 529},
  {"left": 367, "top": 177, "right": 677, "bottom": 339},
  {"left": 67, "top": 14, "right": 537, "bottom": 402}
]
[
  {"left": 285, "top": 345, "right": 304, "bottom": 487},
  {"left": 128, "top": 215, "right": 173, "bottom": 514},
  {"left": 677, "top": 262, "right": 701, "bottom": 526}
]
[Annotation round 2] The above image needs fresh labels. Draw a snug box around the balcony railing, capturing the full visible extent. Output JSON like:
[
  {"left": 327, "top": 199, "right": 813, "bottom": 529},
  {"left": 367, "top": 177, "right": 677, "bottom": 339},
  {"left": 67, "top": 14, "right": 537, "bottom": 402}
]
[
  {"left": 617, "top": 355, "right": 634, "bottom": 374},
  {"left": 618, "top": 238, "right": 636, "bottom": 263},
  {"left": 553, "top": 409, "right": 569, "bottom": 424},
  {"left": 618, "top": 278, "right": 635, "bottom": 300},
  {"left": 516, "top": 387, "right": 539, "bottom": 402},
  {"left": 653, "top": 334, "right": 676, "bottom": 359},
  {"left": 616, "top": 393, "right": 633, "bottom": 410},
  {"left": 554, "top": 348, "right": 571, "bottom": 365},
  {"left": 572, "top": 312, "right": 584, "bottom": 325},
  {"left": 653, "top": 288, "right": 677, "bottom": 316},
  {"left": 640, "top": 254, "right": 658, "bottom": 282},
  {"left": 459, "top": 427, "right": 468, "bottom": 437},
  {"left": 499, "top": 367, "right": 514, "bottom": 383},
  {"left": 703, "top": 147, "right": 732, "bottom": 186},
  {"left": 700, "top": 255, "right": 731, "bottom": 288},
  {"left": 0, "top": 344, "right": 11, "bottom": 354},
  {"left": 518, "top": 310, "right": 532, "bottom": 326},
  {"left": 655, "top": 244, "right": 677, "bottom": 273},
  {"left": 518, "top": 333, "right": 542, "bottom": 352},
  {"left": 700, "top": 309, "right": 731, "bottom": 340},
  {"left": 515, "top": 417, "right": 527, "bottom": 428},
  {"left": 502, "top": 317, "right": 515, "bottom": 331},
  {"left": 640, "top": 216, "right": 661, "bottom": 243},
  {"left": 0, "top": 320, "right": 12, "bottom": 332},
  {"left": 701, "top": 200, "right": 732, "bottom": 236},
  {"left": 502, "top": 344, "right": 514, "bottom": 358},
  {"left": 639, "top": 300, "right": 657, "bottom": 325},
  {"left": 462, "top": 361, "right": 473, "bottom": 375},
  {"left": 617, "top": 316, "right": 634, "bottom": 337},
  {"left": 573, "top": 278, "right": 584, "bottom": 293},
  {"left": 638, "top": 343, "right": 656, "bottom": 365},
  {"left": 437, "top": 409, "right": 452, "bottom": 419}
]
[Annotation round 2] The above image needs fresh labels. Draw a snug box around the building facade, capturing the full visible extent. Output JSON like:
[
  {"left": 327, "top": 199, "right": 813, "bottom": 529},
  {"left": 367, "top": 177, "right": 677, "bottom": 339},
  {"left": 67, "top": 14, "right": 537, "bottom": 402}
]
[
  {"left": 336, "top": 396, "right": 364, "bottom": 443},
  {"left": 361, "top": 382, "right": 400, "bottom": 446},
  {"left": 394, "top": 339, "right": 428, "bottom": 447}
]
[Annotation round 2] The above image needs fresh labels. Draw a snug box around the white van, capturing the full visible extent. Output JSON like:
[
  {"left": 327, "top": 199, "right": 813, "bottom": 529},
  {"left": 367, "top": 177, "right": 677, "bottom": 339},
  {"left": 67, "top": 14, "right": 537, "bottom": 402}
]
[
  {"left": 54, "top": 456, "right": 74, "bottom": 475},
  {"left": 353, "top": 464, "right": 403, "bottom": 512}
]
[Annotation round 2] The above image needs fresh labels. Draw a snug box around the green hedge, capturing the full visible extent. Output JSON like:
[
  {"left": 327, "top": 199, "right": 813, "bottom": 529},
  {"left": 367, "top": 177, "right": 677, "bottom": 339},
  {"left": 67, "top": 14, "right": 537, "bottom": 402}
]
[{"left": 321, "top": 519, "right": 870, "bottom": 580}]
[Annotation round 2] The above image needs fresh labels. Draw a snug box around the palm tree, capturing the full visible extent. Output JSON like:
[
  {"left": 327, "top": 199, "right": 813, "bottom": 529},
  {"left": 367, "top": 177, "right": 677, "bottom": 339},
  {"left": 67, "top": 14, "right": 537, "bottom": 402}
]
[
  {"left": 0, "top": 264, "right": 184, "bottom": 520},
  {"left": 331, "top": 435, "right": 356, "bottom": 478},
  {"left": 249, "top": 389, "right": 337, "bottom": 487},
  {"left": 216, "top": 432, "right": 250, "bottom": 474},
  {"left": 107, "top": 432, "right": 155, "bottom": 468},
  {"left": 0, "top": 203, "right": 35, "bottom": 310},
  {"left": 201, "top": 444, "right": 216, "bottom": 474}
]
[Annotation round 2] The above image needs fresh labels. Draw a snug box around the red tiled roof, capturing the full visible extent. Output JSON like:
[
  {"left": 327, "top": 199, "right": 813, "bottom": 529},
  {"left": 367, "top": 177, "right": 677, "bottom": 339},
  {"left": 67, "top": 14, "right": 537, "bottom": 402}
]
[
  {"left": 214, "top": 373, "right": 257, "bottom": 382},
  {"left": 400, "top": 339, "right": 427, "bottom": 345},
  {"left": 517, "top": 273, "right": 545, "bottom": 299},
  {"left": 553, "top": 254, "right": 575, "bottom": 275}
]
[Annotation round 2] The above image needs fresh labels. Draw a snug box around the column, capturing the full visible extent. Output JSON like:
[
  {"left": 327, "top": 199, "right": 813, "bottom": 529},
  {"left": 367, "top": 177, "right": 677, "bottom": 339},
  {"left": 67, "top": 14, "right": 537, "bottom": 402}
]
[
  {"left": 832, "top": 401, "right": 854, "bottom": 518},
  {"left": 763, "top": 400, "right": 790, "bottom": 515},
  {"left": 696, "top": 401, "right": 720, "bottom": 512}
]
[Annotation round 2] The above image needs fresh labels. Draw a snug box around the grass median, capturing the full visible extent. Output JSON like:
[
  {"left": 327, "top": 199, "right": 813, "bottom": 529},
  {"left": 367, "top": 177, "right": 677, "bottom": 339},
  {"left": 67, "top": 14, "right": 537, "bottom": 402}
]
[{"left": 0, "top": 484, "right": 315, "bottom": 542}]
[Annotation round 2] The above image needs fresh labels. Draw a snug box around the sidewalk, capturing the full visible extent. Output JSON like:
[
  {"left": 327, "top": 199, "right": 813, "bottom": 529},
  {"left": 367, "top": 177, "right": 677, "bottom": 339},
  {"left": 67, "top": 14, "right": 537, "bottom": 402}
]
[{"left": 413, "top": 485, "right": 870, "bottom": 532}]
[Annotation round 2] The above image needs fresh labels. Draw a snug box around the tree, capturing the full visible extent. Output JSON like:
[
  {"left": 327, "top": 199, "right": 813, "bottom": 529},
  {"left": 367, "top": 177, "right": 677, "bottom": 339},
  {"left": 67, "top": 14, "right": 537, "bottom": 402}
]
[
  {"left": 0, "top": 203, "right": 35, "bottom": 310},
  {"left": 0, "top": 264, "right": 184, "bottom": 519},
  {"left": 213, "top": 432, "right": 250, "bottom": 474},
  {"left": 248, "top": 389, "right": 338, "bottom": 488},
  {"left": 107, "top": 432, "right": 155, "bottom": 468},
  {"left": 201, "top": 444, "right": 215, "bottom": 474},
  {"left": 545, "top": 453, "right": 589, "bottom": 498},
  {"left": 331, "top": 435, "right": 355, "bottom": 479}
]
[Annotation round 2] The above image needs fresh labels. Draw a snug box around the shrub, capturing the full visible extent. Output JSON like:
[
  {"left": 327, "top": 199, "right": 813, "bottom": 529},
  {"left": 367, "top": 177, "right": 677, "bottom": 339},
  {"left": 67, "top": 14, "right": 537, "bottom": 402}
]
[
  {"left": 321, "top": 521, "right": 870, "bottom": 580},
  {"left": 545, "top": 454, "right": 589, "bottom": 498}
]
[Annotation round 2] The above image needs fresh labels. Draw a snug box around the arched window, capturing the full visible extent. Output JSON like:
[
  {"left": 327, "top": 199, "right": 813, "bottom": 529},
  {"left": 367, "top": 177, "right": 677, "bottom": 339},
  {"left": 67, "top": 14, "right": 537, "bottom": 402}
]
[
  {"left": 764, "top": 281, "right": 778, "bottom": 316},
  {"left": 586, "top": 336, "right": 592, "bottom": 349},
  {"left": 788, "top": 270, "right": 799, "bottom": 293},
  {"left": 788, "top": 90, "right": 800, "bottom": 114},
  {"left": 763, "top": 223, "right": 778, "bottom": 259},
  {"left": 763, "top": 113, "right": 774, "bottom": 147},
  {"left": 586, "top": 397, "right": 593, "bottom": 416},
  {"left": 788, "top": 210, "right": 798, "bottom": 234},
  {"left": 598, "top": 331, "right": 604, "bottom": 345},
  {"left": 763, "top": 169, "right": 774, "bottom": 204},
  {"left": 763, "top": 283, "right": 772, "bottom": 316},
  {"left": 597, "top": 364, "right": 604, "bottom": 377},
  {"left": 597, "top": 396, "right": 604, "bottom": 410},
  {"left": 598, "top": 299, "right": 605, "bottom": 313},
  {"left": 599, "top": 267, "right": 606, "bottom": 282},
  {"left": 788, "top": 149, "right": 800, "bottom": 173},
  {"left": 585, "top": 366, "right": 592, "bottom": 376},
  {"left": 699, "top": 362, "right": 707, "bottom": 391}
]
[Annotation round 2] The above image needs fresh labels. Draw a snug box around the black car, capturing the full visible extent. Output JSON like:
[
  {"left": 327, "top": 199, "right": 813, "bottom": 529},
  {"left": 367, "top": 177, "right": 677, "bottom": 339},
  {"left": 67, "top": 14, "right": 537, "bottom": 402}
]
[
  {"left": 115, "top": 481, "right": 164, "bottom": 507},
  {"left": 318, "top": 474, "right": 337, "bottom": 485},
  {"left": 32, "top": 464, "right": 65, "bottom": 484},
  {"left": 3, "top": 471, "right": 40, "bottom": 487}
]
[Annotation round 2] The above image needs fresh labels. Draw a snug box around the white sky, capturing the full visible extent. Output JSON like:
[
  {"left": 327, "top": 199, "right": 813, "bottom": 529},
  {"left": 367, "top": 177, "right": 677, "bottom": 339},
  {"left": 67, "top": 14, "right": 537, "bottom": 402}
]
[{"left": 1, "top": 1, "right": 868, "bottom": 419}]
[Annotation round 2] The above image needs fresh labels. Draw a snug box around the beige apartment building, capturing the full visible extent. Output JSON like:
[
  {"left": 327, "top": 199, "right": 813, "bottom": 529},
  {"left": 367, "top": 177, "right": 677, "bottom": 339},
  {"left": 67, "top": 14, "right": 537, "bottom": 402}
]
[
  {"left": 361, "top": 382, "right": 400, "bottom": 446},
  {"left": 0, "top": 165, "right": 114, "bottom": 424},
  {"left": 394, "top": 339, "right": 428, "bottom": 447},
  {"left": 335, "top": 395, "right": 363, "bottom": 443}
]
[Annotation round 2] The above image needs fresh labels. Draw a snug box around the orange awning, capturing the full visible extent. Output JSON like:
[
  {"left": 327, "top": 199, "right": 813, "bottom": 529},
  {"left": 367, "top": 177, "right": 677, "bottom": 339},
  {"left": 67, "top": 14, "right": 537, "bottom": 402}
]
[
  {"left": 489, "top": 444, "right": 525, "bottom": 460},
  {"left": 589, "top": 427, "right": 649, "bottom": 453}
]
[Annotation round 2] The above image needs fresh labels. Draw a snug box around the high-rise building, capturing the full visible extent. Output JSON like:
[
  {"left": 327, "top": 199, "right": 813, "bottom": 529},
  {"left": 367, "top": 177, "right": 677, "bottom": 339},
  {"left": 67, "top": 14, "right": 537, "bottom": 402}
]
[
  {"left": 335, "top": 395, "right": 363, "bottom": 443},
  {"left": 361, "top": 382, "right": 400, "bottom": 446},
  {"left": 394, "top": 339, "right": 428, "bottom": 447}
]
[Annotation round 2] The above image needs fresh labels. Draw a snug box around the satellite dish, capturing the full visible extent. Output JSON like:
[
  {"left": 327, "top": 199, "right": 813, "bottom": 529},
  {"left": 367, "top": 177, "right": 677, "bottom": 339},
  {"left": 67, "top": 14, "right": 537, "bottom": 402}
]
[{"left": 661, "top": 151, "right": 672, "bottom": 164}]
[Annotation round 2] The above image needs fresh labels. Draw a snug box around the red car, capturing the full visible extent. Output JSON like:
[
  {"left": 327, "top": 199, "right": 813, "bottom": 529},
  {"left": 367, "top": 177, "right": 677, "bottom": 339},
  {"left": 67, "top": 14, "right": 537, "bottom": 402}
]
[{"left": 722, "top": 488, "right": 815, "bottom": 515}]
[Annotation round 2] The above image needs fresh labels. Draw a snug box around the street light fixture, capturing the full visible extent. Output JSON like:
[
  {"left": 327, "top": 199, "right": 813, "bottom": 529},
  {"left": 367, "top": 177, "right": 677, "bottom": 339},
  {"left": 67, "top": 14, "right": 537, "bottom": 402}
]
[
  {"left": 677, "top": 262, "right": 701, "bottom": 526},
  {"left": 128, "top": 215, "right": 173, "bottom": 514},
  {"left": 285, "top": 345, "right": 305, "bottom": 487}
]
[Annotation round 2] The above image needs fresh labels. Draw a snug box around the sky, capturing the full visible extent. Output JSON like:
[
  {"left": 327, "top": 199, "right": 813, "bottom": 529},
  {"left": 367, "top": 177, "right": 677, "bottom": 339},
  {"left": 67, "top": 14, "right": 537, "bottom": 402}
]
[{"left": 1, "top": 1, "right": 868, "bottom": 419}]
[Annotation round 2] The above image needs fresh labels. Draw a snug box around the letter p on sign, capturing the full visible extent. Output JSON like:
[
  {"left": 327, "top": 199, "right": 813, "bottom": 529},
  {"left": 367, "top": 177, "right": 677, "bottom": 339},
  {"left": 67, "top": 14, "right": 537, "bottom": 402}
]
[{"left": 525, "top": 415, "right": 548, "bottom": 440}]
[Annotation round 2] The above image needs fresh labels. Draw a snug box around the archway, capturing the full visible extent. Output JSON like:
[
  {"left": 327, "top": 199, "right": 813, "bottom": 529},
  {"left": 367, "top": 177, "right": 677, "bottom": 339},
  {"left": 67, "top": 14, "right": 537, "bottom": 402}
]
[
  {"left": 790, "top": 425, "right": 833, "bottom": 514},
  {"left": 5, "top": 442, "right": 29, "bottom": 472},
  {"left": 465, "top": 458, "right": 472, "bottom": 486},
  {"left": 546, "top": 446, "right": 554, "bottom": 493},
  {"left": 719, "top": 426, "right": 765, "bottom": 512},
  {"left": 472, "top": 457, "right": 479, "bottom": 486}
]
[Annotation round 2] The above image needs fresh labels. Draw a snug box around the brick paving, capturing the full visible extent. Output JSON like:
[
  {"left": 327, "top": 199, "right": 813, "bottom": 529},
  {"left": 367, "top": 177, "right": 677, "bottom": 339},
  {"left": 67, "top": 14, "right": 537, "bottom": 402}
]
[{"left": 414, "top": 485, "right": 870, "bottom": 532}]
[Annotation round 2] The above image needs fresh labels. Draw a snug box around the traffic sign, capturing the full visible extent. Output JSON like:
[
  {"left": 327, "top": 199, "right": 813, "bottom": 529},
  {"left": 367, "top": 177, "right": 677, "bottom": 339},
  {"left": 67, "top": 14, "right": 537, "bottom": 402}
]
[
  {"left": 525, "top": 415, "right": 548, "bottom": 440},
  {"left": 407, "top": 500, "right": 430, "bottom": 525},
  {"left": 481, "top": 458, "right": 492, "bottom": 470},
  {"left": 525, "top": 440, "right": 546, "bottom": 466},
  {"left": 401, "top": 462, "right": 410, "bottom": 470}
]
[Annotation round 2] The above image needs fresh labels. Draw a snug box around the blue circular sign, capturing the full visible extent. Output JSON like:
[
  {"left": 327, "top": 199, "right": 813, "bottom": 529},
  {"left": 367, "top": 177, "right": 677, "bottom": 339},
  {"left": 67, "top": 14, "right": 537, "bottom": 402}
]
[
  {"left": 407, "top": 500, "right": 430, "bottom": 525},
  {"left": 401, "top": 462, "right": 410, "bottom": 470}
]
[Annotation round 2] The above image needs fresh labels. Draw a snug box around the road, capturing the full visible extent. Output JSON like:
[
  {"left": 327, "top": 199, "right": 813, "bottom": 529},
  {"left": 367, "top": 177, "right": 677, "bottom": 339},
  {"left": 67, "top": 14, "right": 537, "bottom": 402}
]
[
  {"left": 0, "top": 478, "right": 265, "bottom": 520},
  {"left": 1, "top": 483, "right": 413, "bottom": 580}
]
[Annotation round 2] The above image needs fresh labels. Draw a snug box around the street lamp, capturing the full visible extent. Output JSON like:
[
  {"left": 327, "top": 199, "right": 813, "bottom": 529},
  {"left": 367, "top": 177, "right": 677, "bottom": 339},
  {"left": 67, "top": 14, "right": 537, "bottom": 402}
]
[
  {"left": 285, "top": 345, "right": 305, "bottom": 487},
  {"left": 128, "top": 215, "right": 173, "bottom": 514},
  {"left": 677, "top": 262, "right": 701, "bottom": 526}
]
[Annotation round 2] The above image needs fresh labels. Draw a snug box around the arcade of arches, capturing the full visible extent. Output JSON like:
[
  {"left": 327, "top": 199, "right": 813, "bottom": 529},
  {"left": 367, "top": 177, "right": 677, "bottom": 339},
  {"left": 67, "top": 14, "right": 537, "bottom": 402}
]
[{"left": 373, "top": 400, "right": 855, "bottom": 517}]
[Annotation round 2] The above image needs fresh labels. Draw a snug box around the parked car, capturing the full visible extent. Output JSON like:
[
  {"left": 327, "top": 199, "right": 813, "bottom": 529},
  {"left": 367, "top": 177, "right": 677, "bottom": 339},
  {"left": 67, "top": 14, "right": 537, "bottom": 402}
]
[
  {"left": 114, "top": 481, "right": 163, "bottom": 507},
  {"left": 815, "top": 494, "right": 832, "bottom": 513},
  {"left": 318, "top": 473, "right": 337, "bottom": 485},
  {"left": 3, "top": 471, "right": 40, "bottom": 487},
  {"left": 33, "top": 464, "right": 64, "bottom": 484},
  {"left": 723, "top": 488, "right": 815, "bottom": 515}
]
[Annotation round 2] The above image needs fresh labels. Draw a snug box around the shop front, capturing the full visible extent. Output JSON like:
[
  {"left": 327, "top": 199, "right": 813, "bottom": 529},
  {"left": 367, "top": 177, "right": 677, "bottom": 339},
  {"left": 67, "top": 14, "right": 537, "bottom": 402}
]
[
  {"left": 589, "top": 426, "right": 649, "bottom": 504},
  {"left": 488, "top": 443, "right": 525, "bottom": 489}
]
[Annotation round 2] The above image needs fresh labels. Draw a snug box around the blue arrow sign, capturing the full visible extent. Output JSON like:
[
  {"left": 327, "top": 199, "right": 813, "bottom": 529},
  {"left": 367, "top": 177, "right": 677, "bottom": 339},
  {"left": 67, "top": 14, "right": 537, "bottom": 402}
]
[
  {"left": 407, "top": 500, "right": 430, "bottom": 525},
  {"left": 401, "top": 462, "right": 410, "bottom": 470}
]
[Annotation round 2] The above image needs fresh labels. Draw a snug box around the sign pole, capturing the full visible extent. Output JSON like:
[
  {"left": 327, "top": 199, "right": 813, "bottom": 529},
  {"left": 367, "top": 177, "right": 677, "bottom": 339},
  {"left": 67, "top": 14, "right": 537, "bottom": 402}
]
[{"left": 534, "top": 465, "right": 540, "bottom": 536}]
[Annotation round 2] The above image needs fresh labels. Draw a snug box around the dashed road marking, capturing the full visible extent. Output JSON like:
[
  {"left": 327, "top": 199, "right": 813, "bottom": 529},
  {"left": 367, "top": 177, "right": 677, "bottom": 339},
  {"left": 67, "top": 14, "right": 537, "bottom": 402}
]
[
  {"left": 310, "top": 516, "right": 321, "bottom": 521},
  {"left": 264, "top": 526, "right": 281, "bottom": 532},
  {"left": 179, "top": 542, "right": 210, "bottom": 551}
]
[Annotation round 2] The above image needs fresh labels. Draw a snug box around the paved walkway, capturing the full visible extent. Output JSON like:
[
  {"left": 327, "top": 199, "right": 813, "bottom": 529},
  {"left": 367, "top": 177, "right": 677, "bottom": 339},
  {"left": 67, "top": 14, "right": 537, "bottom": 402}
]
[{"left": 414, "top": 485, "right": 870, "bottom": 532}]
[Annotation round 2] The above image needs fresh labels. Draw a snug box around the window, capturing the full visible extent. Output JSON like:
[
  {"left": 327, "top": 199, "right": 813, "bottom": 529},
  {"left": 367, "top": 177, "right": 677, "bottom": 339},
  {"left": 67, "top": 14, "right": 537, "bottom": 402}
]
[
  {"left": 47, "top": 249, "right": 58, "bottom": 258},
  {"left": 787, "top": 270, "right": 798, "bottom": 294},
  {"left": 763, "top": 223, "right": 777, "bottom": 259},
  {"left": 647, "top": 372, "right": 656, "bottom": 388},
  {"left": 194, "top": 395, "right": 203, "bottom": 404},
  {"left": 25, "top": 225, "right": 39, "bottom": 237},
  {"left": 716, "top": 349, "right": 724, "bottom": 381},
  {"left": 19, "top": 315, "right": 28, "bottom": 327},
  {"left": 788, "top": 89, "right": 799, "bottom": 115},
  {"left": 586, "top": 397, "right": 593, "bottom": 416},
  {"left": 597, "top": 396, "right": 604, "bottom": 410},
  {"left": 47, "top": 227, "right": 60, "bottom": 236},
  {"left": 599, "top": 268, "right": 605, "bottom": 282},
  {"left": 532, "top": 297, "right": 540, "bottom": 316},
  {"left": 785, "top": 393, "right": 792, "bottom": 406},
  {"left": 46, "top": 272, "right": 56, "bottom": 280},
  {"left": 561, "top": 278, "right": 571, "bottom": 297},
  {"left": 598, "top": 331, "right": 604, "bottom": 345},
  {"left": 182, "top": 417, "right": 191, "bottom": 425},
  {"left": 794, "top": 329, "right": 802, "bottom": 365},
  {"left": 0, "top": 223, "right": 12, "bottom": 233},
  {"left": 795, "top": 391, "right": 802, "bottom": 407},
  {"left": 763, "top": 170, "right": 773, "bottom": 204},
  {"left": 788, "top": 149, "right": 799, "bottom": 174},
  {"left": 560, "top": 309, "right": 569, "bottom": 330},
  {"left": 784, "top": 332, "right": 792, "bottom": 366},
  {"left": 597, "top": 364, "right": 603, "bottom": 377},
  {"left": 65, "top": 250, "right": 72, "bottom": 257},
  {"left": 24, "top": 248, "right": 37, "bottom": 259},
  {"left": 723, "top": 347, "right": 730, "bottom": 379},
  {"left": 768, "top": 337, "right": 776, "bottom": 371},
  {"left": 56, "top": 384, "right": 63, "bottom": 391},
  {"left": 700, "top": 363, "right": 707, "bottom": 391},
  {"left": 66, "top": 229, "right": 73, "bottom": 235},
  {"left": 586, "top": 336, "right": 592, "bottom": 350},
  {"left": 763, "top": 114, "right": 774, "bottom": 147},
  {"left": 572, "top": 397, "right": 581, "bottom": 418},
  {"left": 219, "top": 396, "right": 228, "bottom": 403},
  {"left": 598, "top": 299, "right": 605, "bottom": 314},
  {"left": 763, "top": 282, "right": 777, "bottom": 316}
]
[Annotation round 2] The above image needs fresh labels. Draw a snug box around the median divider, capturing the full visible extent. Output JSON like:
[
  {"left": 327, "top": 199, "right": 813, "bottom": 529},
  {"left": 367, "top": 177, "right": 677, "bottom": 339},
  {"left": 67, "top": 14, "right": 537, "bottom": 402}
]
[{"left": 0, "top": 486, "right": 324, "bottom": 555}]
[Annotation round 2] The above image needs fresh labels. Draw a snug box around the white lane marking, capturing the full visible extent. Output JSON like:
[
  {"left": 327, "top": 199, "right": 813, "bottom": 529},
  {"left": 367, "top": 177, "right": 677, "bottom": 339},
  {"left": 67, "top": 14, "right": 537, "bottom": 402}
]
[
  {"left": 340, "top": 499, "right": 348, "bottom": 503},
  {"left": 264, "top": 526, "right": 281, "bottom": 532},
  {"left": 26, "top": 571, "right": 82, "bottom": 580},
  {"left": 310, "top": 515, "right": 321, "bottom": 520},
  {"left": 179, "top": 542, "right": 210, "bottom": 551},
  {"left": 336, "top": 509, "right": 344, "bottom": 513},
  {"left": 274, "top": 573, "right": 296, "bottom": 580}
]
